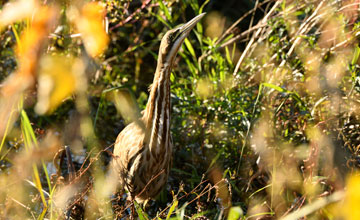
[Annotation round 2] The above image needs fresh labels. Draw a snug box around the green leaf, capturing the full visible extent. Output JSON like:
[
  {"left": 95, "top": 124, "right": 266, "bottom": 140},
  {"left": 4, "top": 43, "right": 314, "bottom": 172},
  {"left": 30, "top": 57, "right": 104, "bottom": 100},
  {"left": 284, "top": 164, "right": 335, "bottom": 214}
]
[
  {"left": 352, "top": 45, "right": 360, "bottom": 65},
  {"left": 189, "top": 0, "right": 200, "bottom": 13},
  {"left": 225, "top": 46, "right": 232, "bottom": 65},
  {"left": 199, "top": 0, "right": 210, "bottom": 14},
  {"left": 227, "top": 206, "right": 243, "bottom": 220},
  {"left": 207, "top": 148, "right": 224, "bottom": 171},
  {"left": 170, "top": 72, "right": 175, "bottom": 82},
  {"left": 177, "top": 202, "right": 188, "bottom": 219},
  {"left": 151, "top": 12, "right": 171, "bottom": 29},
  {"left": 261, "top": 82, "right": 286, "bottom": 93},
  {"left": 261, "top": 83, "right": 304, "bottom": 107}
]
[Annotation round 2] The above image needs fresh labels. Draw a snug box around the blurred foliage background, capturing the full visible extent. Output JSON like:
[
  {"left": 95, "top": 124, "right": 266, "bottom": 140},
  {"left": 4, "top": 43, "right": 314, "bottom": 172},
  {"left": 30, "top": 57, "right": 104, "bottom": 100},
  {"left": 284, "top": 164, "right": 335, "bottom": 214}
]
[{"left": 1, "top": 0, "right": 360, "bottom": 219}]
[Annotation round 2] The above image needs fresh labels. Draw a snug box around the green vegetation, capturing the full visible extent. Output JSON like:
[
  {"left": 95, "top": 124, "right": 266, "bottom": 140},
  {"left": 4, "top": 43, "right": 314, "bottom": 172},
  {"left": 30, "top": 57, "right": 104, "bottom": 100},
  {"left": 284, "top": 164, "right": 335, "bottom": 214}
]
[{"left": 1, "top": 0, "right": 360, "bottom": 219}]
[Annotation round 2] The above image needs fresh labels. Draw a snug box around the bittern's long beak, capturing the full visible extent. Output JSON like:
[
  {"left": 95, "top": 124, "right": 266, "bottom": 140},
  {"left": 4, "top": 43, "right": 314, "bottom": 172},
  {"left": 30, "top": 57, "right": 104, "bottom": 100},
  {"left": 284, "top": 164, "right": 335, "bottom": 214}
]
[
  {"left": 166, "top": 13, "right": 206, "bottom": 64},
  {"left": 178, "top": 13, "right": 206, "bottom": 38},
  {"left": 168, "top": 13, "right": 205, "bottom": 61}
]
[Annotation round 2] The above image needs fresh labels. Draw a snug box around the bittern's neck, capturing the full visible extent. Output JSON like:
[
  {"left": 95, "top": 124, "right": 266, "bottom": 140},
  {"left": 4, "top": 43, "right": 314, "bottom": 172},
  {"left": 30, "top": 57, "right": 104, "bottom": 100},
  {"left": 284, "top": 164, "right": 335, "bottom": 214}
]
[{"left": 143, "top": 63, "right": 172, "bottom": 154}]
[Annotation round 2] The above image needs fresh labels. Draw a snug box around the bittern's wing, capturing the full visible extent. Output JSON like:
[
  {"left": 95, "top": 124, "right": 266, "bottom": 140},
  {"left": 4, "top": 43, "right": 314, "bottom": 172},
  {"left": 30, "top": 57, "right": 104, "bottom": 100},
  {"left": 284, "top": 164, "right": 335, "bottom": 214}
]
[{"left": 113, "top": 122, "right": 146, "bottom": 171}]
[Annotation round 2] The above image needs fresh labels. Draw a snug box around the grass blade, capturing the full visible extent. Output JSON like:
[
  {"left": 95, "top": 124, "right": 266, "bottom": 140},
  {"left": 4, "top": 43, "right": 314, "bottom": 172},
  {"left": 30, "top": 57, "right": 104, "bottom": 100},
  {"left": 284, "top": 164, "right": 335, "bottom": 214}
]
[
  {"left": 134, "top": 201, "right": 149, "bottom": 220},
  {"left": 184, "top": 38, "right": 196, "bottom": 59},
  {"left": 0, "top": 104, "right": 16, "bottom": 155},
  {"left": 158, "top": 0, "right": 172, "bottom": 23},
  {"left": 166, "top": 199, "right": 178, "bottom": 220}
]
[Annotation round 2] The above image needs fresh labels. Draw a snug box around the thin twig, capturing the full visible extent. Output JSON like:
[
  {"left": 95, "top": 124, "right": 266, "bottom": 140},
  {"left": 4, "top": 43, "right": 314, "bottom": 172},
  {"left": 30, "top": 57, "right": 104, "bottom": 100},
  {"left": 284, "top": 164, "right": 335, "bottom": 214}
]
[
  {"left": 10, "top": 197, "right": 37, "bottom": 219},
  {"left": 233, "top": 0, "right": 281, "bottom": 76},
  {"left": 199, "top": 0, "right": 274, "bottom": 65},
  {"left": 109, "top": 0, "right": 155, "bottom": 31},
  {"left": 275, "top": 0, "right": 326, "bottom": 73},
  {"left": 155, "top": 178, "right": 210, "bottom": 218},
  {"left": 135, "top": 169, "right": 165, "bottom": 199},
  {"left": 247, "top": 0, "right": 260, "bottom": 41},
  {"left": 65, "top": 146, "right": 76, "bottom": 181},
  {"left": 216, "top": 0, "right": 274, "bottom": 45}
]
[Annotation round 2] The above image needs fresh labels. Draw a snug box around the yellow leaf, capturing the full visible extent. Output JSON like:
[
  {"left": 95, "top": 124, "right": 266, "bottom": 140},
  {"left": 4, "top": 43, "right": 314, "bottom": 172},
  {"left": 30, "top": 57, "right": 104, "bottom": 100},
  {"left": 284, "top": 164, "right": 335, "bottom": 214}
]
[
  {"left": 0, "top": 6, "right": 57, "bottom": 137},
  {"left": 0, "top": 0, "right": 37, "bottom": 28},
  {"left": 16, "top": 6, "right": 58, "bottom": 78},
  {"left": 343, "top": 174, "right": 360, "bottom": 220},
  {"left": 35, "top": 56, "right": 78, "bottom": 114},
  {"left": 71, "top": 2, "right": 109, "bottom": 57}
]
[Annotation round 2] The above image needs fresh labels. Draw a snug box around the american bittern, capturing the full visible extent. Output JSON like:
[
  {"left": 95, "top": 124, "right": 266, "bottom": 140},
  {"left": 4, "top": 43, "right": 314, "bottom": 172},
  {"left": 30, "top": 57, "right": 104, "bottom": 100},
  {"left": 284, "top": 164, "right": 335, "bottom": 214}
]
[{"left": 112, "top": 13, "right": 205, "bottom": 203}]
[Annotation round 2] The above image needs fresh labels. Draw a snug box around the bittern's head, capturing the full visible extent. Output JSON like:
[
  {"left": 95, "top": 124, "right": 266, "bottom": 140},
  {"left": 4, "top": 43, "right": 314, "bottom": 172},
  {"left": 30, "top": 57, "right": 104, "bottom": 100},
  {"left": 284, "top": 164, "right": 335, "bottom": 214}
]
[{"left": 158, "top": 13, "right": 206, "bottom": 67}]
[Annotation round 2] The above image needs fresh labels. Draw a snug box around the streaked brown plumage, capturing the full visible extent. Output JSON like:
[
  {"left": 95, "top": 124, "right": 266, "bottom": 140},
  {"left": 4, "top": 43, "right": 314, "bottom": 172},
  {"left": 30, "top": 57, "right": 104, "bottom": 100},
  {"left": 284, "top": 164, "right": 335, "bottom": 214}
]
[{"left": 112, "top": 13, "right": 205, "bottom": 203}]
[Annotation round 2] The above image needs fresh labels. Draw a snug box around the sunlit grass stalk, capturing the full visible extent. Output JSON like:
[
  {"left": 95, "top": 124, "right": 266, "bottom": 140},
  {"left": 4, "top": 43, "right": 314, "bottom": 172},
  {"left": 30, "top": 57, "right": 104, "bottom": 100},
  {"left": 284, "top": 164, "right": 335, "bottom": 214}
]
[
  {"left": 38, "top": 199, "right": 48, "bottom": 220},
  {"left": 94, "top": 86, "right": 126, "bottom": 128},
  {"left": 19, "top": 97, "right": 52, "bottom": 217},
  {"left": 271, "top": 149, "right": 275, "bottom": 210},
  {"left": 48, "top": 185, "right": 58, "bottom": 220},
  {"left": 249, "top": 184, "right": 272, "bottom": 199},
  {"left": 166, "top": 198, "right": 178, "bottom": 219},
  {"left": 246, "top": 212, "right": 275, "bottom": 219},
  {"left": 11, "top": 23, "right": 22, "bottom": 53},
  {"left": 0, "top": 103, "right": 16, "bottom": 156},
  {"left": 9, "top": 20, "right": 54, "bottom": 218},
  {"left": 134, "top": 201, "right": 149, "bottom": 220},
  {"left": 26, "top": 17, "right": 30, "bottom": 32},
  {"left": 21, "top": 110, "right": 47, "bottom": 208},
  {"left": 75, "top": 58, "right": 115, "bottom": 217},
  {"left": 20, "top": 110, "right": 52, "bottom": 191}
]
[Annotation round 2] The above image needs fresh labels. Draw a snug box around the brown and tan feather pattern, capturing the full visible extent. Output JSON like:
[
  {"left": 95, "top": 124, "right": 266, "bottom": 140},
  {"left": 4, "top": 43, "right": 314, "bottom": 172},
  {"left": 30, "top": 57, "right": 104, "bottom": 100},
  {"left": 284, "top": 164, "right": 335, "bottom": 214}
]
[{"left": 112, "top": 13, "right": 205, "bottom": 203}]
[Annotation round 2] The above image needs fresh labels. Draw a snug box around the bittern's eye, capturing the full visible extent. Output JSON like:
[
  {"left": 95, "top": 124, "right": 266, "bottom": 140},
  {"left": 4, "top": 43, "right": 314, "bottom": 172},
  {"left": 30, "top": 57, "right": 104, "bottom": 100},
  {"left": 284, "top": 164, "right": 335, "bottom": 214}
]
[
  {"left": 169, "top": 29, "right": 180, "bottom": 42},
  {"left": 173, "top": 29, "right": 181, "bottom": 38}
]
